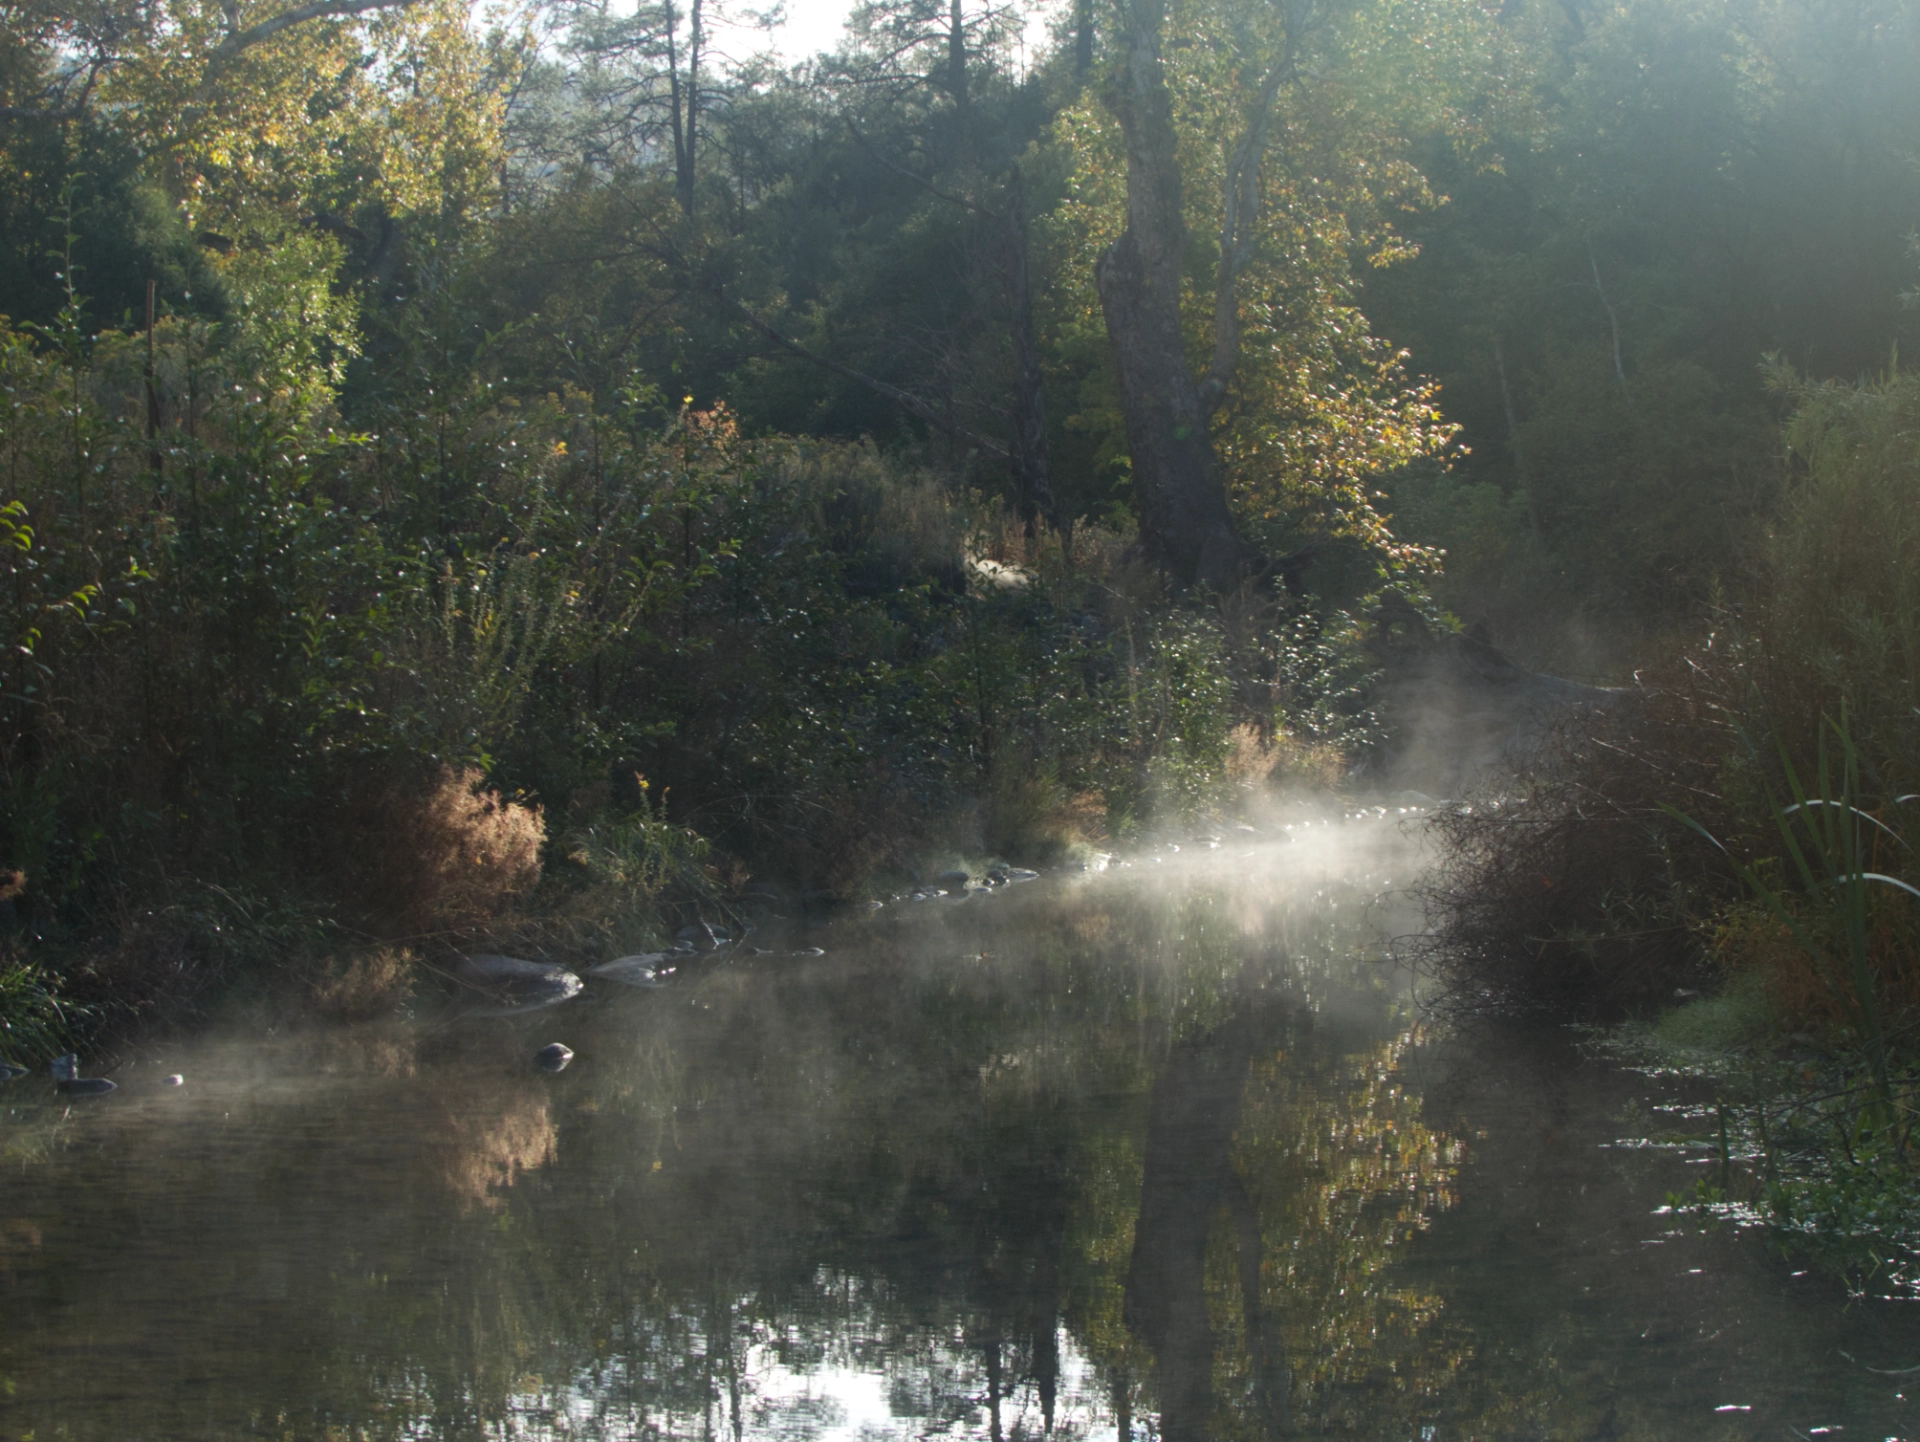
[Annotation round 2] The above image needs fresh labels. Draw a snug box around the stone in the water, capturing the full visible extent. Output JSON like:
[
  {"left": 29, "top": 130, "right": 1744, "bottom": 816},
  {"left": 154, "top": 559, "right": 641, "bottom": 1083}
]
[
  {"left": 934, "top": 869, "right": 971, "bottom": 890},
  {"left": 57, "top": 1076, "right": 115, "bottom": 1097},
  {"left": 675, "top": 921, "right": 727, "bottom": 951},
  {"left": 456, "top": 955, "right": 583, "bottom": 1016},
  {"left": 0, "top": 1061, "right": 28, "bottom": 1082},
  {"left": 790, "top": 947, "right": 826, "bottom": 957},
  {"left": 587, "top": 953, "right": 674, "bottom": 988},
  {"left": 533, "top": 1043, "right": 573, "bottom": 1073},
  {"left": 998, "top": 867, "right": 1039, "bottom": 883},
  {"left": 164, "top": 1074, "right": 184, "bottom": 1087},
  {"left": 49, "top": 1053, "right": 79, "bottom": 1082}
]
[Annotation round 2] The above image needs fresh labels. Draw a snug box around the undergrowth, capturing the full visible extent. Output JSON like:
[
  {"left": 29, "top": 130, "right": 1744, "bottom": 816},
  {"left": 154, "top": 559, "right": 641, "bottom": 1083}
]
[
  {"left": 1424, "top": 354, "right": 1920, "bottom": 1276},
  {"left": 0, "top": 309, "right": 1380, "bottom": 1060}
]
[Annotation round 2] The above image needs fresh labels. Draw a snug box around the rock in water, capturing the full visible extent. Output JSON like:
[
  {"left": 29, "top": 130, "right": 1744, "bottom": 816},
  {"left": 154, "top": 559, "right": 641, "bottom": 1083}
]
[
  {"left": 57, "top": 1076, "right": 115, "bottom": 1097},
  {"left": 533, "top": 1043, "right": 573, "bottom": 1074},
  {"left": 456, "top": 954, "right": 584, "bottom": 1016},
  {"left": 0, "top": 1062, "right": 28, "bottom": 1083},
  {"left": 675, "top": 922, "right": 727, "bottom": 951},
  {"left": 49, "top": 1053, "right": 78, "bottom": 1082},
  {"left": 586, "top": 954, "right": 674, "bottom": 988},
  {"left": 164, "top": 1074, "right": 184, "bottom": 1087},
  {"left": 935, "top": 870, "right": 971, "bottom": 891}
]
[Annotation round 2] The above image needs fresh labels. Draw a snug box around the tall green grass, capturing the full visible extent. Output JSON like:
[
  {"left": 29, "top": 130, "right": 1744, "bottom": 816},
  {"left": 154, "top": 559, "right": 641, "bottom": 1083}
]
[{"left": 1666, "top": 710, "right": 1919, "bottom": 1131}]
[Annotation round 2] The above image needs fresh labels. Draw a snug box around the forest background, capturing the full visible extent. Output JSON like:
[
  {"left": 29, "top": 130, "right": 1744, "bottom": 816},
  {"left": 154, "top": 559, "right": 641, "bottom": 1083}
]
[{"left": 4, "top": 0, "right": 1920, "bottom": 1089}]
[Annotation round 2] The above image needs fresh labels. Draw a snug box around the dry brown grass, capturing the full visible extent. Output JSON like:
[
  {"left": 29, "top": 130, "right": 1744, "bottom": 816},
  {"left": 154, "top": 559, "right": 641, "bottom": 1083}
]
[
  {"left": 1225, "top": 722, "right": 1346, "bottom": 797},
  {"left": 327, "top": 765, "right": 545, "bottom": 938}
]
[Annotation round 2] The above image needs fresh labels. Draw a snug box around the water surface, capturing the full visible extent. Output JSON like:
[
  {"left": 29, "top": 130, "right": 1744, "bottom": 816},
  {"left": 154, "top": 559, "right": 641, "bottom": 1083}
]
[{"left": 4, "top": 820, "right": 1918, "bottom": 1439}]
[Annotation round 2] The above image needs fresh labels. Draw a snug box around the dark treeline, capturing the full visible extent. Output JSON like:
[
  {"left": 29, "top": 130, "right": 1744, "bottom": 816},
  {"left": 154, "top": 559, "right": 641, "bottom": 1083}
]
[{"left": 4, "top": 0, "right": 1920, "bottom": 1076}]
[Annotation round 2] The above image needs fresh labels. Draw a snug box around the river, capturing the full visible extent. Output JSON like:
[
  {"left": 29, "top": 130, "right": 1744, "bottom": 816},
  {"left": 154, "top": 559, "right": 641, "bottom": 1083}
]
[{"left": 3, "top": 815, "right": 1918, "bottom": 1439}]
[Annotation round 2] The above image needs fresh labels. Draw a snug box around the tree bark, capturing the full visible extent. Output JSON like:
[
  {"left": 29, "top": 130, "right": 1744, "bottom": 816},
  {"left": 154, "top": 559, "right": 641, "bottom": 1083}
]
[{"left": 1096, "top": 0, "right": 1260, "bottom": 591}]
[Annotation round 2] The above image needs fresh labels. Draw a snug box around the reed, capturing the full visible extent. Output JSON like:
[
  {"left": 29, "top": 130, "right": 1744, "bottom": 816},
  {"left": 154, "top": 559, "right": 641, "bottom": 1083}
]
[{"left": 1665, "top": 708, "right": 1920, "bottom": 1133}]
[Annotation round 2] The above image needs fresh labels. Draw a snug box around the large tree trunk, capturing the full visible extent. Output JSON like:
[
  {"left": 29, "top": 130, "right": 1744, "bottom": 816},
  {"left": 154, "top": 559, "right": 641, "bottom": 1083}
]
[{"left": 1096, "top": 0, "right": 1259, "bottom": 591}]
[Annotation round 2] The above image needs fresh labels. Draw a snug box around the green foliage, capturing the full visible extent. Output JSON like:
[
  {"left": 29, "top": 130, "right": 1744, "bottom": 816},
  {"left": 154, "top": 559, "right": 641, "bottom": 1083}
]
[
  {"left": 1366, "top": 0, "right": 1920, "bottom": 662},
  {"left": 0, "top": 956, "right": 75, "bottom": 1066}
]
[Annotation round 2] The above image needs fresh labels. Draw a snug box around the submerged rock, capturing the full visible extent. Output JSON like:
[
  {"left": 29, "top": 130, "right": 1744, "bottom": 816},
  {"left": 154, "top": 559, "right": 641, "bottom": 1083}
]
[
  {"left": 533, "top": 1043, "right": 574, "bottom": 1073},
  {"left": 0, "top": 1062, "right": 28, "bottom": 1083},
  {"left": 790, "top": 947, "right": 826, "bottom": 957},
  {"left": 676, "top": 921, "right": 727, "bottom": 952},
  {"left": 587, "top": 953, "right": 675, "bottom": 988},
  {"left": 456, "top": 955, "right": 583, "bottom": 1016},
  {"left": 934, "top": 869, "right": 971, "bottom": 890},
  {"left": 49, "top": 1059, "right": 114, "bottom": 1096}
]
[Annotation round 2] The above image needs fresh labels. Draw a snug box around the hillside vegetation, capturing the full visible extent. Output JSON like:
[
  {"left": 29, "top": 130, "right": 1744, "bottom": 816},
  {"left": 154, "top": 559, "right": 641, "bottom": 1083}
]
[{"left": 3, "top": 0, "right": 1920, "bottom": 1100}]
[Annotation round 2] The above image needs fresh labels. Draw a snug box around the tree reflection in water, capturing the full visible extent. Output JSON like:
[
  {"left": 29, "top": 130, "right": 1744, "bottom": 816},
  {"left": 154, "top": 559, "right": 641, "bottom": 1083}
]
[
  {"left": 1, "top": 831, "right": 1476, "bottom": 1440},
  {"left": 1125, "top": 991, "right": 1281, "bottom": 1440}
]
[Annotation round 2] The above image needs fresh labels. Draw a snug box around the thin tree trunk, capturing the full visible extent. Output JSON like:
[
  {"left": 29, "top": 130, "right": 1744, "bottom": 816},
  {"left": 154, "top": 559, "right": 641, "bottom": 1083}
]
[
  {"left": 144, "top": 280, "right": 163, "bottom": 481},
  {"left": 668, "top": 0, "right": 701, "bottom": 215},
  {"left": 1004, "top": 168, "right": 1060, "bottom": 538},
  {"left": 1494, "top": 336, "right": 1543, "bottom": 541},
  {"left": 947, "top": 0, "right": 969, "bottom": 115},
  {"left": 1586, "top": 241, "right": 1627, "bottom": 395}
]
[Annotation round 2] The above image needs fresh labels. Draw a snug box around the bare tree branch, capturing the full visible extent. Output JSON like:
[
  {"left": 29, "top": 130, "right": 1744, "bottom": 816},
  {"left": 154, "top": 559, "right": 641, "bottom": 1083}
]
[{"left": 202, "top": 0, "right": 422, "bottom": 78}]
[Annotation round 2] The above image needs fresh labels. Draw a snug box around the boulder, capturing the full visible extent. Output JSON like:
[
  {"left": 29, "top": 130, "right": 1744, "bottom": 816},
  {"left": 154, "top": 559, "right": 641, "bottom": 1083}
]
[{"left": 456, "top": 954, "right": 583, "bottom": 1016}]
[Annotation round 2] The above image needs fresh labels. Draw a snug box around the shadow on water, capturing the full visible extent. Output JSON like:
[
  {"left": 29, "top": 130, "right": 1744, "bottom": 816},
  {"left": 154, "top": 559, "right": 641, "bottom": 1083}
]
[{"left": 3, "top": 819, "right": 1920, "bottom": 1439}]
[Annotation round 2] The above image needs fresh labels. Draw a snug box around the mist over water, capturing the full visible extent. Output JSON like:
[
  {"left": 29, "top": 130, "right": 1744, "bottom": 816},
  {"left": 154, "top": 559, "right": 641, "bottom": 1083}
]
[{"left": 3, "top": 819, "right": 1918, "bottom": 1440}]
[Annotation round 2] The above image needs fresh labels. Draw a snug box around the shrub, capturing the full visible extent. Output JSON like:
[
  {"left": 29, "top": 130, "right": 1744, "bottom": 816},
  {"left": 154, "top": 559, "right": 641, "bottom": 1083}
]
[
  {"left": 1423, "top": 358, "right": 1920, "bottom": 1027},
  {"left": 327, "top": 767, "right": 545, "bottom": 940},
  {"left": 1415, "top": 651, "right": 1738, "bottom": 1016}
]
